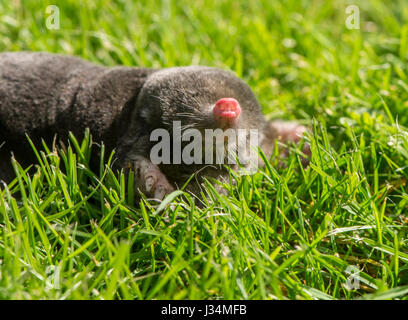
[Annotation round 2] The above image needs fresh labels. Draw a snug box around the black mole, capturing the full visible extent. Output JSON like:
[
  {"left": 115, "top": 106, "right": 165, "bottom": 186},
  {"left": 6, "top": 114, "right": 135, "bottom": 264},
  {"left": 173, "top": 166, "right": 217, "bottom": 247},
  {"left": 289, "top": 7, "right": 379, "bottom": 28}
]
[{"left": 0, "top": 52, "right": 309, "bottom": 199}]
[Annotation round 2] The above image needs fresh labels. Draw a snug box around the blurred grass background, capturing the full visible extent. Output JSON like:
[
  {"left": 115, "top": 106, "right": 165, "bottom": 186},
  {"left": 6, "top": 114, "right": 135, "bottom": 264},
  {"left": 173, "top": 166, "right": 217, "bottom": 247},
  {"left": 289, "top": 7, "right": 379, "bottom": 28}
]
[{"left": 0, "top": 0, "right": 408, "bottom": 300}]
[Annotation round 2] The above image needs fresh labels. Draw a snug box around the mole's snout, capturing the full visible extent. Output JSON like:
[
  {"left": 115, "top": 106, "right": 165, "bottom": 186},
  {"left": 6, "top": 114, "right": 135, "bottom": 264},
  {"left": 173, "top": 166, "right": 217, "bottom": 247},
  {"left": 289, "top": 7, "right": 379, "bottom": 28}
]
[{"left": 213, "top": 98, "right": 241, "bottom": 128}]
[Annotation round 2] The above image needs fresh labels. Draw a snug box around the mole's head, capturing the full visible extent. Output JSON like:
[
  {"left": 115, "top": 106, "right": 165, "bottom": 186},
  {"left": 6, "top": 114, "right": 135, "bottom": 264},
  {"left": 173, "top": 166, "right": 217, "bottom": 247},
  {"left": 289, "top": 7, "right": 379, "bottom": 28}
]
[
  {"left": 137, "top": 66, "right": 264, "bottom": 132},
  {"left": 134, "top": 66, "right": 268, "bottom": 194}
]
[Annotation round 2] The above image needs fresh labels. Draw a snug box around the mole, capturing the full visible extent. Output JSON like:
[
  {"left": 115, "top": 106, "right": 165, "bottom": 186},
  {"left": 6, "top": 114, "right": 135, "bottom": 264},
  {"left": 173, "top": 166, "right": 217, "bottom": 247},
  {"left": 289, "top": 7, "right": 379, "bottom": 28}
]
[{"left": 0, "top": 52, "right": 310, "bottom": 200}]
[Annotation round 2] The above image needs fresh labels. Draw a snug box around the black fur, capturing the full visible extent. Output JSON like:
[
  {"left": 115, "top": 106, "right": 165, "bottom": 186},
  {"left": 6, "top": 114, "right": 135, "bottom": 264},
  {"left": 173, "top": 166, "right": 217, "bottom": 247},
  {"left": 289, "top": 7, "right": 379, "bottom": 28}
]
[{"left": 0, "top": 52, "right": 269, "bottom": 190}]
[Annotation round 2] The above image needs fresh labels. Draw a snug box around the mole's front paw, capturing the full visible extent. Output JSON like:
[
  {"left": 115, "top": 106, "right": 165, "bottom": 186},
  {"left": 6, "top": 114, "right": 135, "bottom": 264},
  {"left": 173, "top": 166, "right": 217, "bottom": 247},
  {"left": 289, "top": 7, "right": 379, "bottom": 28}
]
[
  {"left": 133, "top": 157, "right": 175, "bottom": 200},
  {"left": 270, "top": 121, "right": 311, "bottom": 165}
]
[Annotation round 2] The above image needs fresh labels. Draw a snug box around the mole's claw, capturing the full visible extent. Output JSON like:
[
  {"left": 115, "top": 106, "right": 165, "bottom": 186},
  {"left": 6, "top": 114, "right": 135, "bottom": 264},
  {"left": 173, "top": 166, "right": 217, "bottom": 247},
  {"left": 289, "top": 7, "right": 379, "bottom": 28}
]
[
  {"left": 154, "top": 177, "right": 175, "bottom": 200},
  {"left": 145, "top": 176, "right": 156, "bottom": 193}
]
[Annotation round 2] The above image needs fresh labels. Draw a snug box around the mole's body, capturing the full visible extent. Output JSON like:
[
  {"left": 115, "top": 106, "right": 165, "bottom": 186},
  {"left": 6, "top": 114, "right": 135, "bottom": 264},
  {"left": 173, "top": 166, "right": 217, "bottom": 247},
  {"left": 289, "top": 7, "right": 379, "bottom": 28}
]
[{"left": 0, "top": 52, "right": 308, "bottom": 198}]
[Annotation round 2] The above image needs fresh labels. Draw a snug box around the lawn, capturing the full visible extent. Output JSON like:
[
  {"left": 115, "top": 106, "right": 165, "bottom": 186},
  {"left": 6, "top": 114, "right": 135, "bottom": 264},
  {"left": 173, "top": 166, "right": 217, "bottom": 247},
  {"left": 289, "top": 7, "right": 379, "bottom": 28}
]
[{"left": 0, "top": 0, "right": 408, "bottom": 299}]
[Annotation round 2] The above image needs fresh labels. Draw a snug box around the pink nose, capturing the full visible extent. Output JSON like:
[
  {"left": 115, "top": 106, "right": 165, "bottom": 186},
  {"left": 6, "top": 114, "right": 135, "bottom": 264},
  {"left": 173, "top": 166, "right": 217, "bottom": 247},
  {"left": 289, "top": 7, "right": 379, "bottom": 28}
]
[{"left": 213, "top": 98, "right": 241, "bottom": 119}]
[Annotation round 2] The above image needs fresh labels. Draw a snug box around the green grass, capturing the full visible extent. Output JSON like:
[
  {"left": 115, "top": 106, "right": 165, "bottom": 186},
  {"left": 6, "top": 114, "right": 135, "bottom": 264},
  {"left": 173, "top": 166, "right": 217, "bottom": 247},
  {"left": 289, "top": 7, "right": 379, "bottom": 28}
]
[{"left": 1, "top": 0, "right": 408, "bottom": 299}]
